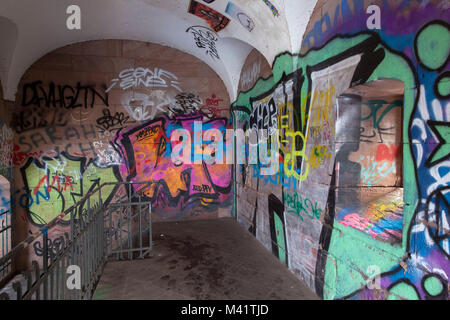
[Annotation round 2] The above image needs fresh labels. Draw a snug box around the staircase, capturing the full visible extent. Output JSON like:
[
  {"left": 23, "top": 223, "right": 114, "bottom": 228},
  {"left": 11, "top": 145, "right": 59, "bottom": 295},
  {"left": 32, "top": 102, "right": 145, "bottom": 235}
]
[{"left": 0, "top": 181, "right": 153, "bottom": 300}]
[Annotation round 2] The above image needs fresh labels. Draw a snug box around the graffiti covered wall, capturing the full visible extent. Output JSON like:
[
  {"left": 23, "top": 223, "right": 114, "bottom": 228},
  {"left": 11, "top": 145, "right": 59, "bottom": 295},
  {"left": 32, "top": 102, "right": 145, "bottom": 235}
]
[
  {"left": 0, "top": 84, "right": 14, "bottom": 262},
  {"left": 233, "top": 0, "right": 449, "bottom": 300},
  {"left": 12, "top": 40, "right": 232, "bottom": 265},
  {"left": 0, "top": 85, "right": 14, "bottom": 181}
]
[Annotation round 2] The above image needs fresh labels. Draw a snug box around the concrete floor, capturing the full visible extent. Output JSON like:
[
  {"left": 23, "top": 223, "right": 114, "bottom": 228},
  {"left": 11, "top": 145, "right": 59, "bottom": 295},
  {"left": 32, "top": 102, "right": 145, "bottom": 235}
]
[{"left": 92, "top": 218, "right": 318, "bottom": 300}]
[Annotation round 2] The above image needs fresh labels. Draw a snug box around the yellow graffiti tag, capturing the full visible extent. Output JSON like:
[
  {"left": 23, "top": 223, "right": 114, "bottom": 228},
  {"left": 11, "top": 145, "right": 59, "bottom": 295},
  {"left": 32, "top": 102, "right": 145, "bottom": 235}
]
[
  {"left": 309, "top": 145, "right": 332, "bottom": 169},
  {"left": 284, "top": 131, "right": 309, "bottom": 181},
  {"left": 301, "top": 90, "right": 312, "bottom": 132},
  {"left": 308, "top": 86, "right": 336, "bottom": 138},
  {"left": 277, "top": 101, "right": 295, "bottom": 155}
]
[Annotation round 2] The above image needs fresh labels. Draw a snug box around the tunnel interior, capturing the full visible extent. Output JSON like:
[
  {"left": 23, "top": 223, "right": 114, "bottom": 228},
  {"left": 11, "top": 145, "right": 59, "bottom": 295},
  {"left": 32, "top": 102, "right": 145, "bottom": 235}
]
[{"left": 0, "top": 0, "right": 448, "bottom": 301}]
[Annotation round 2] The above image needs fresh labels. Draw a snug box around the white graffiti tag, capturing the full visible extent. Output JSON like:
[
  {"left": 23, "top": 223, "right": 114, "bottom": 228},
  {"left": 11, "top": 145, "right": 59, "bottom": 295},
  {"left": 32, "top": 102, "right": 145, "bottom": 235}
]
[
  {"left": 121, "top": 92, "right": 173, "bottom": 122},
  {"left": 106, "top": 67, "right": 182, "bottom": 93}
]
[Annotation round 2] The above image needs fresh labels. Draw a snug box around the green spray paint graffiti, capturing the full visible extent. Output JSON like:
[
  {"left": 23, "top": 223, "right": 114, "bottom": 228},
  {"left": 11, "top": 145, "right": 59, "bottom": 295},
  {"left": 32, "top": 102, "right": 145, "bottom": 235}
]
[
  {"left": 233, "top": 0, "right": 449, "bottom": 300},
  {"left": 284, "top": 192, "right": 321, "bottom": 222},
  {"left": 233, "top": 32, "right": 411, "bottom": 294}
]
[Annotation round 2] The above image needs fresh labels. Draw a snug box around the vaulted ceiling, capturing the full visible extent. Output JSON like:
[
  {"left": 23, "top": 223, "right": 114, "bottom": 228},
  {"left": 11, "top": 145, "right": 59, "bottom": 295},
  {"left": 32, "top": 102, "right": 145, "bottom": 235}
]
[{"left": 0, "top": 0, "right": 317, "bottom": 101}]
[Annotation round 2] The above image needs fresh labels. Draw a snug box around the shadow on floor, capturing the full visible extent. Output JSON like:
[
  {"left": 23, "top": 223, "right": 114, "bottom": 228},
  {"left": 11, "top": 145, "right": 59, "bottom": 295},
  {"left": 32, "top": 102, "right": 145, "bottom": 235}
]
[{"left": 93, "top": 218, "right": 319, "bottom": 300}]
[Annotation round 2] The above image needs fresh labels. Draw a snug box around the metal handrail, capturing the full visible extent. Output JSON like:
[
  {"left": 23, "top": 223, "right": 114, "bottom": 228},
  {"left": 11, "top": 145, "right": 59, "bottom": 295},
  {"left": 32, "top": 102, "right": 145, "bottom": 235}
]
[
  {"left": 0, "top": 181, "right": 150, "bottom": 268},
  {"left": 0, "top": 180, "right": 153, "bottom": 299},
  {"left": 0, "top": 209, "right": 12, "bottom": 284},
  {"left": 0, "top": 210, "right": 10, "bottom": 217}
]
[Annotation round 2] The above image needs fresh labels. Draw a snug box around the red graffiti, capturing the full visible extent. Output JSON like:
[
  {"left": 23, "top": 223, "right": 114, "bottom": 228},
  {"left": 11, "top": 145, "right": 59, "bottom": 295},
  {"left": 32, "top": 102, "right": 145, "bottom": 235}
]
[
  {"left": 33, "top": 174, "right": 75, "bottom": 195},
  {"left": 205, "top": 94, "right": 224, "bottom": 107},
  {"left": 13, "top": 144, "right": 44, "bottom": 166},
  {"left": 375, "top": 143, "right": 400, "bottom": 162}
]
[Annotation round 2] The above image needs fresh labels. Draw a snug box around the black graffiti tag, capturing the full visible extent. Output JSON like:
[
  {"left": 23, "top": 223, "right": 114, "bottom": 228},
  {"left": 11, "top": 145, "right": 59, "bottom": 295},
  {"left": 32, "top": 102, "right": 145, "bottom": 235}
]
[
  {"left": 22, "top": 81, "right": 109, "bottom": 109},
  {"left": 12, "top": 107, "right": 68, "bottom": 134},
  {"left": 186, "top": 26, "right": 220, "bottom": 60},
  {"left": 96, "top": 108, "right": 131, "bottom": 133}
]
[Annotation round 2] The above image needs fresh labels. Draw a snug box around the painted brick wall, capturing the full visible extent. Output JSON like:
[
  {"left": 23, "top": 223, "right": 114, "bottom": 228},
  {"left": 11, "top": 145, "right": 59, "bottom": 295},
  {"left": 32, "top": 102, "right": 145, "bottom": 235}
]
[
  {"left": 233, "top": 0, "right": 449, "bottom": 300},
  {"left": 11, "top": 39, "right": 233, "bottom": 270}
]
